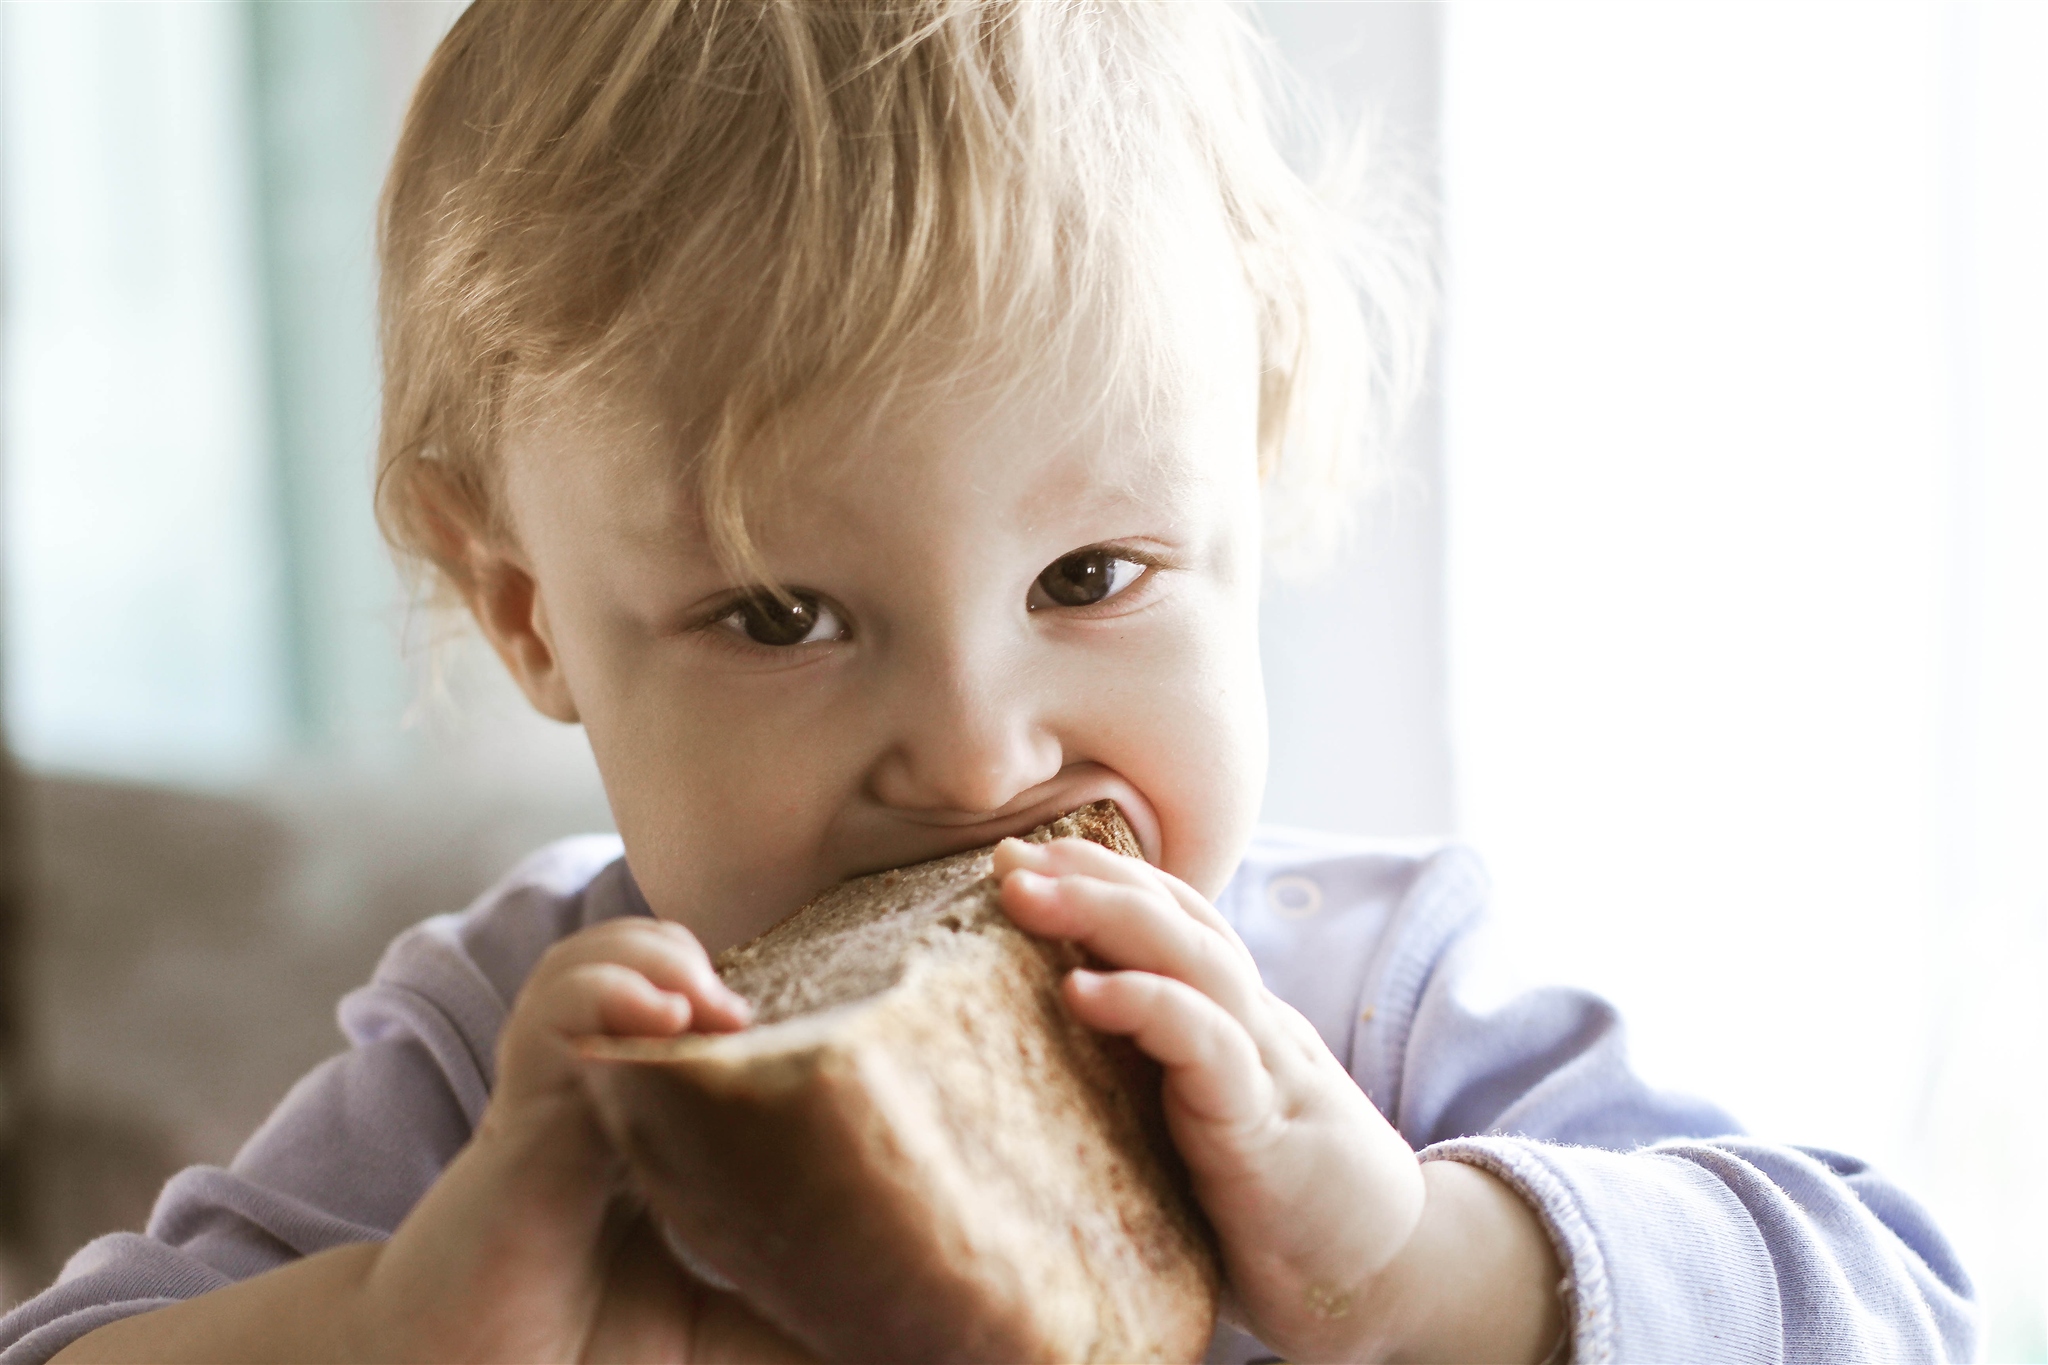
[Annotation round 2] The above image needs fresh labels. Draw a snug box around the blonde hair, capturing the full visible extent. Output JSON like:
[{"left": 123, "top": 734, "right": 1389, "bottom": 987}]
[{"left": 376, "top": 0, "right": 1428, "bottom": 599}]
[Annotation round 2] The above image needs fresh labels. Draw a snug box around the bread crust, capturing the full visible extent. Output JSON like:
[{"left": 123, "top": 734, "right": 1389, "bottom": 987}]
[{"left": 582, "top": 802, "right": 1220, "bottom": 1364}]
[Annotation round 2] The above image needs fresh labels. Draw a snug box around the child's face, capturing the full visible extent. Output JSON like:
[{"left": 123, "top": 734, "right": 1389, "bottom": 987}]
[{"left": 485, "top": 280, "right": 1267, "bottom": 953}]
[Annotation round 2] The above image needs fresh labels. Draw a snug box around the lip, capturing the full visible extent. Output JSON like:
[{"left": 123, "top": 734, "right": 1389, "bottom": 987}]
[{"left": 868, "top": 763, "right": 1165, "bottom": 871}]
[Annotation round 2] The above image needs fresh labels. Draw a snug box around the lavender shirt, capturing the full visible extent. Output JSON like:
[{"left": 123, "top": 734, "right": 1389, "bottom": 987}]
[{"left": 1, "top": 832, "right": 1976, "bottom": 1363}]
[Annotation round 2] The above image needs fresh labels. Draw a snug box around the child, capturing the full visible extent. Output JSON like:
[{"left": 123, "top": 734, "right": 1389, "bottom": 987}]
[{"left": 2, "top": 2, "right": 1973, "bottom": 1361}]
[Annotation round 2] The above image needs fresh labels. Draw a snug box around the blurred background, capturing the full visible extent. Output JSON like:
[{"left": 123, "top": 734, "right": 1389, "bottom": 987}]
[{"left": 0, "top": 1, "right": 2040, "bottom": 1357}]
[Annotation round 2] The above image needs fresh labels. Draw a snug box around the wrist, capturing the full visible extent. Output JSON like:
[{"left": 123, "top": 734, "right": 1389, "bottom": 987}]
[
  {"left": 361, "top": 1096, "right": 623, "bottom": 1344},
  {"left": 49, "top": 1241, "right": 390, "bottom": 1364},
  {"left": 471, "top": 1078, "right": 626, "bottom": 1204},
  {"left": 447, "top": 1106, "right": 626, "bottom": 1265},
  {"left": 325, "top": 1241, "right": 393, "bottom": 1360},
  {"left": 1350, "top": 1159, "right": 1566, "bottom": 1365}
]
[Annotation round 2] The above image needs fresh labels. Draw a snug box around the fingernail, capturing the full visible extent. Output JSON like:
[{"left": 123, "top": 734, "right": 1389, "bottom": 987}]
[{"left": 1069, "top": 968, "right": 1104, "bottom": 992}]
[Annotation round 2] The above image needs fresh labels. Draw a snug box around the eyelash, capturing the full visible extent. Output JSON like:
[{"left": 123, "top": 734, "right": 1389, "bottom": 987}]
[
  {"left": 1027, "top": 546, "right": 1170, "bottom": 615},
  {"left": 689, "top": 591, "right": 849, "bottom": 660},
  {"left": 684, "top": 543, "right": 1174, "bottom": 657}
]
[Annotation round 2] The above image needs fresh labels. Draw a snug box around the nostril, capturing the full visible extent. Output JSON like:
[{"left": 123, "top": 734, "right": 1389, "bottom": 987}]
[{"left": 865, "top": 724, "right": 1064, "bottom": 819}]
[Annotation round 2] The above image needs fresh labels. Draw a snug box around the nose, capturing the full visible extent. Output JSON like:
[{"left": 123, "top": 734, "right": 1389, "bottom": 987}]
[{"left": 864, "top": 640, "right": 1065, "bottom": 817}]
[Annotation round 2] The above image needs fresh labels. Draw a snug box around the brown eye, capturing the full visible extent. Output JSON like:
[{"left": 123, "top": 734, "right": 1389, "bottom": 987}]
[
  {"left": 716, "top": 591, "right": 846, "bottom": 647},
  {"left": 1028, "top": 551, "right": 1146, "bottom": 609}
]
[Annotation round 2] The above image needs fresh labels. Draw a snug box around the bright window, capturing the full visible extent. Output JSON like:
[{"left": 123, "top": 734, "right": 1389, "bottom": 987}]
[
  {"left": 1, "top": 3, "right": 286, "bottom": 780},
  {"left": 1444, "top": 2, "right": 2046, "bottom": 1352}
]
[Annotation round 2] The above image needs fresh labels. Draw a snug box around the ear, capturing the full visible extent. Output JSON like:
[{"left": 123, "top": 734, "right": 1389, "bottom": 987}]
[{"left": 465, "top": 542, "right": 581, "bottom": 724}]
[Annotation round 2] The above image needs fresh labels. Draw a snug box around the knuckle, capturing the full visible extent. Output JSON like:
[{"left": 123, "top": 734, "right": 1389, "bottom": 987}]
[
  {"left": 618, "top": 918, "right": 683, "bottom": 953},
  {"left": 1096, "top": 881, "right": 1148, "bottom": 921},
  {"left": 1178, "top": 923, "right": 1237, "bottom": 986},
  {"left": 537, "top": 918, "right": 638, "bottom": 970},
  {"left": 1129, "top": 970, "right": 1171, "bottom": 1010},
  {"left": 559, "top": 961, "right": 612, "bottom": 995},
  {"left": 1156, "top": 977, "right": 1209, "bottom": 1031},
  {"left": 1106, "top": 971, "right": 1165, "bottom": 1026},
  {"left": 650, "top": 918, "right": 706, "bottom": 946},
  {"left": 1115, "top": 880, "right": 1175, "bottom": 925},
  {"left": 1060, "top": 868, "right": 1111, "bottom": 893},
  {"left": 1054, "top": 837, "right": 1128, "bottom": 875},
  {"left": 583, "top": 961, "right": 647, "bottom": 997},
  {"left": 589, "top": 917, "right": 647, "bottom": 945},
  {"left": 1191, "top": 1017, "right": 1241, "bottom": 1072},
  {"left": 533, "top": 935, "right": 587, "bottom": 974}
]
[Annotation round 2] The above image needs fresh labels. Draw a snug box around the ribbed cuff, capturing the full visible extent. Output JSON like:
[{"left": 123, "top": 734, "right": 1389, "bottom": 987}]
[{"left": 1421, "top": 1136, "right": 1782, "bottom": 1364}]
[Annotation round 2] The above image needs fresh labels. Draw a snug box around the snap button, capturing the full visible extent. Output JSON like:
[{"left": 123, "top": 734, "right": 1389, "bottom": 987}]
[{"left": 1265, "top": 874, "right": 1323, "bottom": 920}]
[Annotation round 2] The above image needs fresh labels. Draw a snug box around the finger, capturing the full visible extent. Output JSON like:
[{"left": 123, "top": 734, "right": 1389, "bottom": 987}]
[
  {"left": 539, "top": 920, "right": 750, "bottom": 1031},
  {"left": 1065, "top": 969, "right": 1273, "bottom": 1128},
  {"left": 540, "top": 919, "right": 718, "bottom": 992},
  {"left": 996, "top": 837, "right": 1253, "bottom": 964},
  {"left": 1000, "top": 867, "right": 1262, "bottom": 1021},
  {"left": 1147, "top": 864, "right": 1256, "bottom": 962},
  {"left": 533, "top": 961, "right": 694, "bottom": 1040}
]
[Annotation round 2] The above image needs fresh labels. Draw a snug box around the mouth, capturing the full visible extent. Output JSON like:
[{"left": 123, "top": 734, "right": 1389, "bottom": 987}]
[{"left": 868, "top": 764, "right": 1165, "bottom": 871}]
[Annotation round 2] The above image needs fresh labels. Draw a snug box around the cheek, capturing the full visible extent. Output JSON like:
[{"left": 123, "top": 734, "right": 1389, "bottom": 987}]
[
  {"left": 557, "top": 625, "right": 867, "bottom": 948},
  {"left": 1097, "top": 575, "right": 1267, "bottom": 900}
]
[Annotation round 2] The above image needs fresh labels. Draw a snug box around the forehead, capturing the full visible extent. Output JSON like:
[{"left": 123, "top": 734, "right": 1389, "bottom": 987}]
[
  {"left": 505, "top": 217, "right": 1259, "bottom": 562},
  {"left": 769, "top": 368, "right": 1223, "bottom": 546}
]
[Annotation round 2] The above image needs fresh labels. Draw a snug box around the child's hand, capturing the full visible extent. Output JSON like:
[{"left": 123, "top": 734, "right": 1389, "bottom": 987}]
[
  {"left": 362, "top": 916, "right": 764, "bottom": 1361},
  {"left": 49, "top": 915, "right": 811, "bottom": 1364},
  {"left": 994, "top": 838, "right": 1564, "bottom": 1364}
]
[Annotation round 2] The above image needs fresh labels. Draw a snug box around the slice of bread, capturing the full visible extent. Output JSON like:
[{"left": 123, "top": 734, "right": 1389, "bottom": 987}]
[{"left": 580, "top": 801, "right": 1220, "bottom": 1364}]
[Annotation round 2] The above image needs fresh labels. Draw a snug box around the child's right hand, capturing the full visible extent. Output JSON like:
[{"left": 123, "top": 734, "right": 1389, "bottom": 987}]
[
  {"left": 52, "top": 915, "right": 813, "bottom": 1364},
  {"left": 361, "top": 914, "right": 786, "bottom": 1361}
]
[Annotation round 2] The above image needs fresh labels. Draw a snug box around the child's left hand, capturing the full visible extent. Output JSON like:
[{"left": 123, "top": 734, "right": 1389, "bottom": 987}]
[{"left": 994, "top": 836, "right": 1564, "bottom": 1365}]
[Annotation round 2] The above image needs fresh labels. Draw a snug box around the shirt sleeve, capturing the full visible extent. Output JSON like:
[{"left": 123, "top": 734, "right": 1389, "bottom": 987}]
[
  {"left": 0, "top": 838, "right": 630, "bottom": 1365},
  {"left": 0, "top": 1037, "right": 466, "bottom": 1364},
  {"left": 1355, "top": 852, "right": 1977, "bottom": 1364}
]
